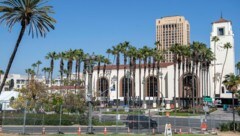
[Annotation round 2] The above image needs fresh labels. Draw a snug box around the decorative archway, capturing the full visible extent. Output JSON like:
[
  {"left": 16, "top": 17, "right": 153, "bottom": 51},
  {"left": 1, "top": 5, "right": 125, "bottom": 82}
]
[
  {"left": 180, "top": 73, "right": 200, "bottom": 108},
  {"left": 97, "top": 77, "right": 109, "bottom": 97}
]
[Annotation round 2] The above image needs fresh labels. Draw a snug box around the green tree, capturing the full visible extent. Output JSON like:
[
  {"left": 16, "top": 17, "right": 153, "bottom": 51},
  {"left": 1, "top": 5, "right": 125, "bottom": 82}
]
[
  {"left": 219, "top": 42, "right": 232, "bottom": 95},
  {"left": 0, "top": 0, "right": 56, "bottom": 94},
  {"left": 222, "top": 73, "right": 240, "bottom": 132},
  {"left": 64, "top": 49, "right": 75, "bottom": 81},
  {"left": 57, "top": 52, "right": 66, "bottom": 85},
  {"left": 73, "top": 49, "right": 84, "bottom": 83},
  {"left": 0, "top": 70, "right": 4, "bottom": 82}
]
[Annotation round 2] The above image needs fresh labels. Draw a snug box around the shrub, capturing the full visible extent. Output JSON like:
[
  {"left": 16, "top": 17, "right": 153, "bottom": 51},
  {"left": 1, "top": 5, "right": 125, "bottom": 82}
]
[{"left": 220, "top": 123, "right": 230, "bottom": 131}]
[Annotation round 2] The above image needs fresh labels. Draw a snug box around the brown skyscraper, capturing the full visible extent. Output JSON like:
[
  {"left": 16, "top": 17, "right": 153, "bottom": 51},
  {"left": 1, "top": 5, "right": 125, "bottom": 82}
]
[{"left": 156, "top": 16, "right": 190, "bottom": 62}]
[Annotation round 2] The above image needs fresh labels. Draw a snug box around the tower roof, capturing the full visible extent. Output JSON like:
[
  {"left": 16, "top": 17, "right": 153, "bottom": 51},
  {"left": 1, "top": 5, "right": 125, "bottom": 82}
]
[{"left": 213, "top": 17, "right": 230, "bottom": 24}]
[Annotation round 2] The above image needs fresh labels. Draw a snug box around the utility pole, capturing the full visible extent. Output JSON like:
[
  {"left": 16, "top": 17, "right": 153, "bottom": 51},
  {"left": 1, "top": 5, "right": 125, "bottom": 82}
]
[{"left": 85, "top": 53, "right": 96, "bottom": 134}]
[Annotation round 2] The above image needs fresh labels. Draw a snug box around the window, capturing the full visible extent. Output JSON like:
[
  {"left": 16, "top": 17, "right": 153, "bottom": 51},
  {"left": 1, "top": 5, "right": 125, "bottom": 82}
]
[
  {"left": 218, "top": 28, "right": 225, "bottom": 36},
  {"left": 222, "top": 86, "right": 225, "bottom": 93}
]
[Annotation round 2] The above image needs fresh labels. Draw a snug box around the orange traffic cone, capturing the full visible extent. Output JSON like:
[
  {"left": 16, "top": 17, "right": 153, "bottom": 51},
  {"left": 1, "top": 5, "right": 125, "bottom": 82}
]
[
  {"left": 104, "top": 127, "right": 107, "bottom": 135},
  {"left": 77, "top": 126, "right": 81, "bottom": 135},
  {"left": 42, "top": 127, "right": 45, "bottom": 135}
]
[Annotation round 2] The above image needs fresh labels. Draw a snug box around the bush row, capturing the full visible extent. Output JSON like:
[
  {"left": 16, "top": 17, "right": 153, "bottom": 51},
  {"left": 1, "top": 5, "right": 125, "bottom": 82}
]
[{"left": 219, "top": 122, "right": 240, "bottom": 132}]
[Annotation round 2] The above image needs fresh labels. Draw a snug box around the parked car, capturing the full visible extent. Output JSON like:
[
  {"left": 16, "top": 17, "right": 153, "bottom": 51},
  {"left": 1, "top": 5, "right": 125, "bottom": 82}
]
[{"left": 125, "top": 115, "right": 157, "bottom": 129}]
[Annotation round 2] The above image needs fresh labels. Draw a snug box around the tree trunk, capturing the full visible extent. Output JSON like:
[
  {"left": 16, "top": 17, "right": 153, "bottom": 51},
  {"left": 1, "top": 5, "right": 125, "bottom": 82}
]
[
  {"left": 0, "top": 25, "right": 26, "bottom": 94},
  {"left": 219, "top": 49, "right": 229, "bottom": 95},
  {"left": 232, "top": 93, "right": 235, "bottom": 132},
  {"left": 139, "top": 59, "right": 142, "bottom": 108}
]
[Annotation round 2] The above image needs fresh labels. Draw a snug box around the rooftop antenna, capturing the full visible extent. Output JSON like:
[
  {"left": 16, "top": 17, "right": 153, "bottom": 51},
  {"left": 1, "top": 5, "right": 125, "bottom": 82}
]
[{"left": 220, "top": 11, "right": 223, "bottom": 19}]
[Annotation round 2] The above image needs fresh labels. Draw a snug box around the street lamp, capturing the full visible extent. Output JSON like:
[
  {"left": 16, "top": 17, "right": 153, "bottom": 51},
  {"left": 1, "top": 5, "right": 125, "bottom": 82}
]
[{"left": 84, "top": 53, "right": 97, "bottom": 134}]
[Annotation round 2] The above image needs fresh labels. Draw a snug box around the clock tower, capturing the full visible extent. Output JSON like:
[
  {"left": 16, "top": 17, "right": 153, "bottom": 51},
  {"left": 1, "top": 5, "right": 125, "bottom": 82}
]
[{"left": 210, "top": 17, "right": 235, "bottom": 98}]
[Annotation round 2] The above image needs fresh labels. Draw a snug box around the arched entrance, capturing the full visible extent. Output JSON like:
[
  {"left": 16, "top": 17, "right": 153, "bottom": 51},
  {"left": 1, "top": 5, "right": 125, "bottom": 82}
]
[
  {"left": 146, "top": 76, "right": 158, "bottom": 97},
  {"left": 180, "top": 73, "right": 199, "bottom": 108},
  {"left": 120, "top": 76, "right": 133, "bottom": 105},
  {"left": 97, "top": 77, "right": 109, "bottom": 97}
]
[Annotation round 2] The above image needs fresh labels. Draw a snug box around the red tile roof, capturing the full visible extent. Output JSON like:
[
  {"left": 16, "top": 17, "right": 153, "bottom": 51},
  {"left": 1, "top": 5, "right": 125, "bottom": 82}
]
[
  {"left": 213, "top": 18, "right": 230, "bottom": 24},
  {"left": 93, "top": 63, "right": 174, "bottom": 70}
]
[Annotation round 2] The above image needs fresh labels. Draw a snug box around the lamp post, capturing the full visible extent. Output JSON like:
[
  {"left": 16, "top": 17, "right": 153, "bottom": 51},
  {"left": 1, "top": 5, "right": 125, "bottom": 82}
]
[{"left": 84, "top": 53, "right": 96, "bottom": 134}]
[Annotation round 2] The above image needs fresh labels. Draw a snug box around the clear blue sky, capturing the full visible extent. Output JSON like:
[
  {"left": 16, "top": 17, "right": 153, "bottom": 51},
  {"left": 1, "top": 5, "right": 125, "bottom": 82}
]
[{"left": 0, "top": 0, "right": 239, "bottom": 77}]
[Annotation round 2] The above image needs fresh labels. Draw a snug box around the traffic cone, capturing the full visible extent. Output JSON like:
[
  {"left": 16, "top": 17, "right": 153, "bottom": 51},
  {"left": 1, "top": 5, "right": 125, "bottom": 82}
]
[
  {"left": 77, "top": 126, "right": 81, "bottom": 135},
  {"left": 42, "top": 126, "right": 45, "bottom": 135},
  {"left": 104, "top": 127, "right": 107, "bottom": 135}
]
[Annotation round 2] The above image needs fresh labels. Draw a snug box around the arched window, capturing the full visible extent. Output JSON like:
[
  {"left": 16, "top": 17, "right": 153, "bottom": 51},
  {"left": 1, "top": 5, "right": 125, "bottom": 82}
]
[
  {"left": 121, "top": 77, "right": 132, "bottom": 97},
  {"left": 97, "top": 77, "right": 108, "bottom": 97},
  {"left": 183, "top": 74, "right": 197, "bottom": 97},
  {"left": 146, "top": 76, "right": 158, "bottom": 97}
]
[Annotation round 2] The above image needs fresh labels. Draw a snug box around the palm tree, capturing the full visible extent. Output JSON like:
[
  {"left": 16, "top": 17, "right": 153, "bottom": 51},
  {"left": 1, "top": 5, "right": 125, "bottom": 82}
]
[
  {"left": 64, "top": 49, "right": 75, "bottom": 81},
  {"left": 0, "top": 0, "right": 56, "bottom": 94},
  {"left": 127, "top": 46, "right": 138, "bottom": 107},
  {"left": 140, "top": 46, "right": 152, "bottom": 108},
  {"left": 73, "top": 49, "right": 84, "bottom": 83},
  {"left": 219, "top": 42, "right": 232, "bottom": 94},
  {"left": 222, "top": 73, "right": 240, "bottom": 132},
  {"left": 96, "top": 55, "right": 105, "bottom": 97},
  {"left": 45, "top": 51, "right": 58, "bottom": 85},
  {"left": 57, "top": 52, "right": 66, "bottom": 85},
  {"left": 170, "top": 44, "right": 181, "bottom": 112},
  {"left": 32, "top": 63, "right": 37, "bottom": 73},
  {"left": 212, "top": 36, "right": 219, "bottom": 98},
  {"left": 235, "top": 62, "right": 240, "bottom": 75},
  {"left": 153, "top": 47, "right": 164, "bottom": 106},
  {"left": 119, "top": 41, "right": 130, "bottom": 105},
  {"left": 36, "top": 60, "right": 42, "bottom": 77},
  {"left": 106, "top": 44, "right": 122, "bottom": 132}
]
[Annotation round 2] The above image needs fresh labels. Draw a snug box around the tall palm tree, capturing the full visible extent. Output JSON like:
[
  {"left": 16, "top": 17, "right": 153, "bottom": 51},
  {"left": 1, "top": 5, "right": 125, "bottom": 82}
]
[
  {"left": 45, "top": 51, "right": 58, "bottom": 85},
  {"left": 128, "top": 46, "right": 138, "bottom": 107},
  {"left": 222, "top": 73, "right": 240, "bottom": 132},
  {"left": 119, "top": 41, "right": 130, "bottom": 105},
  {"left": 106, "top": 44, "right": 122, "bottom": 132},
  {"left": 235, "top": 62, "right": 240, "bottom": 75},
  {"left": 96, "top": 55, "right": 105, "bottom": 97},
  {"left": 64, "top": 49, "right": 75, "bottom": 81},
  {"left": 36, "top": 60, "right": 42, "bottom": 77},
  {"left": 219, "top": 42, "right": 232, "bottom": 94},
  {"left": 211, "top": 36, "right": 219, "bottom": 98},
  {"left": 181, "top": 46, "right": 191, "bottom": 107},
  {"left": 140, "top": 46, "right": 152, "bottom": 108},
  {"left": 0, "top": 0, "right": 56, "bottom": 94},
  {"left": 74, "top": 49, "right": 84, "bottom": 83},
  {"left": 170, "top": 44, "right": 181, "bottom": 112},
  {"left": 153, "top": 47, "right": 164, "bottom": 106}
]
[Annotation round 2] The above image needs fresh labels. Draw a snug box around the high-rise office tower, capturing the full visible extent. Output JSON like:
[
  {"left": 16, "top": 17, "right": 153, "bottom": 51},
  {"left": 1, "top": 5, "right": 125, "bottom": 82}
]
[{"left": 156, "top": 16, "right": 190, "bottom": 62}]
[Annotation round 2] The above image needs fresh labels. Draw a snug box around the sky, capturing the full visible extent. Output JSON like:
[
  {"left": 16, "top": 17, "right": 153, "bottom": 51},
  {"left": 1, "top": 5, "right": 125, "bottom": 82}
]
[{"left": 0, "top": 0, "right": 239, "bottom": 77}]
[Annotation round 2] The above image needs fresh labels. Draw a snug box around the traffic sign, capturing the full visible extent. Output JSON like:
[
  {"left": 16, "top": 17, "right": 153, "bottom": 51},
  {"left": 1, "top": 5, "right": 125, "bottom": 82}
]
[{"left": 203, "top": 96, "right": 212, "bottom": 102}]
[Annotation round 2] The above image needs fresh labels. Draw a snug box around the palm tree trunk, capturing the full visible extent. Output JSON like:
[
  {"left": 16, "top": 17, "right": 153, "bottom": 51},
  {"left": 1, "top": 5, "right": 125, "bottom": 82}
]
[
  {"left": 143, "top": 59, "right": 147, "bottom": 108},
  {"left": 219, "top": 49, "right": 229, "bottom": 95},
  {"left": 139, "top": 59, "right": 142, "bottom": 107},
  {"left": 178, "top": 60, "right": 181, "bottom": 108},
  {"left": 232, "top": 93, "right": 235, "bottom": 132},
  {"left": 0, "top": 25, "right": 26, "bottom": 93},
  {"left": 192, "top": 61, "right": 195, "bottom": 114}
]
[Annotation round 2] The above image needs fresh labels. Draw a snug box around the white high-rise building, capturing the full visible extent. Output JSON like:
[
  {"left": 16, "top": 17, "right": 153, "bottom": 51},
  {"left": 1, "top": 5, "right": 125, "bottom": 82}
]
[{"left": 210, "top": 17, "right": 235, "bottom": 99}]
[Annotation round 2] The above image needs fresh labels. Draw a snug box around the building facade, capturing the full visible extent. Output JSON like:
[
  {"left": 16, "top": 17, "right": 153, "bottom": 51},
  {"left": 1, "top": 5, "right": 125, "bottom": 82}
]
[{"left": 156, "top": 16, "right": 190, "bottom": 62}]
